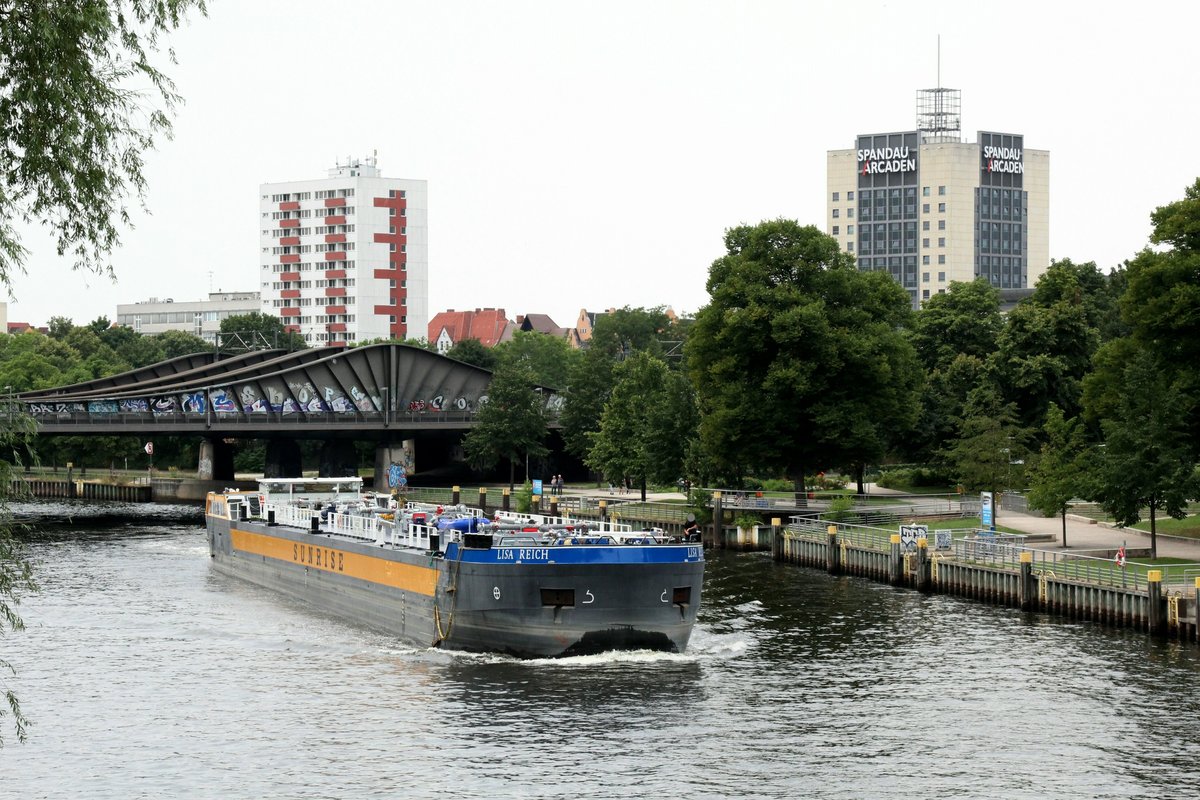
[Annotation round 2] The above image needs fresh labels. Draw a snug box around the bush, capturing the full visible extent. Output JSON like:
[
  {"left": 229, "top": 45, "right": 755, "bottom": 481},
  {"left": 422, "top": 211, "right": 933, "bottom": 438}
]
[
  {"left": 734, "top": 513, "right": 761, "bottom": 530},
  {"left": 825, "top": 495, "right": 856, "bottom": 522},
  {"left": 877, "top": 466, "right": 954, "bottom": 489}
]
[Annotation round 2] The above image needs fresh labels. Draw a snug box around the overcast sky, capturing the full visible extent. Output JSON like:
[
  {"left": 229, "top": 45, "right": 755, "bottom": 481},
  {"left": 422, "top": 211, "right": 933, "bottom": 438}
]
[{"left": 8, "top": 0, "right": 1200, "bottom": 329}]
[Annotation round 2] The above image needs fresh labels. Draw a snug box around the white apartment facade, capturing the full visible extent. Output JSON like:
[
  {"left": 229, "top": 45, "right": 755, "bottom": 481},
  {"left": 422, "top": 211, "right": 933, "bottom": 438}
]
[
  {"left": 259, "top": 157, "right": 428, "bottom": 346},
  {"left": 826, "top": 89, "right": 1049, "bottom": 306},
  {"left": 116, "top": 292, "right": 262, "bottom": 343}
]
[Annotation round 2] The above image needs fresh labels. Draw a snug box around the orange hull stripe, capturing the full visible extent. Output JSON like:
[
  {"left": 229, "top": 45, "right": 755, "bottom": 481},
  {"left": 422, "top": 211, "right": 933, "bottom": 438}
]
[{"left": 230, "top": 528, "right": 438, "bottom": 596}]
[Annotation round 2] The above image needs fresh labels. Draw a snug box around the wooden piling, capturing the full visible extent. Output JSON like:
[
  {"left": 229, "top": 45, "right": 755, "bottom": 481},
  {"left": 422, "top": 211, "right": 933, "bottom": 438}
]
[
  {"left": 914, "top": 538, "right": 931, "bottom": 593},
  {"left": 1147, "top": 570, "right": 1165, "bottom": 637}
]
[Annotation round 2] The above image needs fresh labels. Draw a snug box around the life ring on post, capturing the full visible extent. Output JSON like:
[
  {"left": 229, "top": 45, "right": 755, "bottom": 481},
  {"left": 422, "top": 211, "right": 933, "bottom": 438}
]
[{"left": 1115, "top": 546, "right": 1127, "bottom": 568}]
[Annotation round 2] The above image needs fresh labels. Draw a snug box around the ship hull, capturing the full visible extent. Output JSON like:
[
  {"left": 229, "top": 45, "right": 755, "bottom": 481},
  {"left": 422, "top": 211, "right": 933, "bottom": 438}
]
[{"left": 207, "top": 515, "right": 703, "bottom": 658}]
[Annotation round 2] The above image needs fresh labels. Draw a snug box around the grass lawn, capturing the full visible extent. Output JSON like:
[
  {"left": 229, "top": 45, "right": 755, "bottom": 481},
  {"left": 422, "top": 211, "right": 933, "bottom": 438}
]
[{"left": 1129, "top": 515, "right": 1200, "bottom": 540}]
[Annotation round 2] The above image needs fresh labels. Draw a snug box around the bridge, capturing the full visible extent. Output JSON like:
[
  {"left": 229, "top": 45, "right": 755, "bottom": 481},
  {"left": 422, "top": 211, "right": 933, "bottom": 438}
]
[{"left": 17, "top": 343, "right": 561, "bottom": 483}]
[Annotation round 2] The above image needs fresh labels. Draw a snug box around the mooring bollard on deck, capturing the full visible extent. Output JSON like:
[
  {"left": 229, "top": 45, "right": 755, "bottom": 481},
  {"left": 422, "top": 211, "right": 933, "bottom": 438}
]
[
  {"left": 1147, "top": 570, "right": 1165, "bottom": 636},
  {"left": 1018, "top": 551, "right": 1035, "bottom": 611},
  {"left": 826, "top": 525, "right": 840, "bottom": 576},
  {"left": 531, "top": 494, "right": 541, "bottom": 514}
]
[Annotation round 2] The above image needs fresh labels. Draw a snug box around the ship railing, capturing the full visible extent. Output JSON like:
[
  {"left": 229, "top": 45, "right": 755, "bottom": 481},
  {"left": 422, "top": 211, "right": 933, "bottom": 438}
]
[{"left": 491, "top": 509, "right": 633, "bottom": 533}]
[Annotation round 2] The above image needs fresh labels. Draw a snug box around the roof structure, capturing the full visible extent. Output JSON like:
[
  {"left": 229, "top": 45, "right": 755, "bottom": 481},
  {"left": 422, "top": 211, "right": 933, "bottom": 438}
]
[{"left": 427, "top": 308, "right": 513, "bottom": 348}]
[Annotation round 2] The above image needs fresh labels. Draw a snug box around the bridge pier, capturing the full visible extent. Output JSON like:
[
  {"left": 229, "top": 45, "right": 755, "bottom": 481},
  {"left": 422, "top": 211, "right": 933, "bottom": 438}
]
[
  {"left": 198, "top": 437, "right": 235, "bottom": 482},
  {"left": 319, "top": 439, "right": 359, "bottom": 477},
  {"left": 373, "top": 440, "right": 415, "bottom": 493},
  {"left": 264, "top": 439, "right": 303, "bottom": 478}
]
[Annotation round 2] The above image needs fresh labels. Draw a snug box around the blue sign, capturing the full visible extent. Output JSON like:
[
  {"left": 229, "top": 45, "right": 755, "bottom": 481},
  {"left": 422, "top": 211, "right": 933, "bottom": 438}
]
[
  {"left": 981, "top": 492, "right": 994, "bottom": 529},
  {"left": 532, "top": 479, "right": 543, "bottom": 496}
]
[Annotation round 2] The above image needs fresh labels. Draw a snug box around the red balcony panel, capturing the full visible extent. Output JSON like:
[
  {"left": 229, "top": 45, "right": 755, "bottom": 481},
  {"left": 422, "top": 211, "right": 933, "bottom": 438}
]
[
  {"left": 373, "top": 195, "right": 408, "bottom": 210},
  {"left": 373, "top": 268, "right": 401, "bottom": 280},
  {"left": 324, "top": 233, "right": 346, "bottom": 244},
  {"left": 279, "top": 254, "right": 300, "bottom": 264},
  {"left": 327, "top": 340, "right": 347, "bottom": 347},
  {"left": 284, "top": 324, "right": 301, "bottom": 333},
  {"left": 324, "top": 215, "right": 346, "bottom": 225},
  {"left": 324, "top": 197, "right": 347, "bottom": 207},
  {"left": 325, "top": 304, "right": 346, "bottom": 315},
  {"left": 324, "top": 269, "right": 346, "bottom": 279},
  {"left": 325, "top": 287, "right": 347, "bottom": 297},
  {"left": 279, "top": 271, "right": 301, "bottom": 281},
  {"left": 324, "top": 251, "right": 346, "bottom": 261},
  {"left": 281, "top": 289, "right": 300, "bottom": 299},
  {"left": 374, "top": 304, "right": 400, "bottom": 316},
  {"left": 279, "top": 218, "right": 300, "bottom": 228},
  {"left": 278, "top": 201, "right": 300, "bottom": 211},
  {"left": 326, "top": 322, "right": 347, "bottom": 333},
  {"left": 279, "top": 236, "right": 300, "bottom": 246},
  {"left": 280, "top": 307, "right": 300, "bottom": 317}
]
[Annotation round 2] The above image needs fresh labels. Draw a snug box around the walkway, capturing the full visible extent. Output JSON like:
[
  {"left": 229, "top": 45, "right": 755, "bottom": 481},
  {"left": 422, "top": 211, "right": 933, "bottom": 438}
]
[{"left": 997, "top": 508, "right": 1200, "bottom": 560}]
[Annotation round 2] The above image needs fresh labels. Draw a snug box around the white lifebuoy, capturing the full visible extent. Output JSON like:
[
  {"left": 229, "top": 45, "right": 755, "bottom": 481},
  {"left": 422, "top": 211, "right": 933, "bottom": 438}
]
[{"left": 1115, "top": 546, "right": 1127, "bottom": 568}]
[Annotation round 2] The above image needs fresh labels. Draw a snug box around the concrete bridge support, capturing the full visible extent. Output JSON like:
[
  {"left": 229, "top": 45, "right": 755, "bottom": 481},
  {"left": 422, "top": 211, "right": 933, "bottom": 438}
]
[
  {"left": 319, "top": 439, "right": 359, "bottom": 477},
  {"left": 374, "top": 440, "right": 415, "bottom": 492},
  {"left": 198, "top": 437, "right": 235, "bottom": 482},
  {"left": 264, "top": 439, "right": 303, "bottom": 478}
]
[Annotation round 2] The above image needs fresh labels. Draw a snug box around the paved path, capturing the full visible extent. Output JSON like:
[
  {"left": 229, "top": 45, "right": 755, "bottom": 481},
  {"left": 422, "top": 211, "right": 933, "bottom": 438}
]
[{"left": 997, "top": 508, "right": 1200, "bottom": 560}]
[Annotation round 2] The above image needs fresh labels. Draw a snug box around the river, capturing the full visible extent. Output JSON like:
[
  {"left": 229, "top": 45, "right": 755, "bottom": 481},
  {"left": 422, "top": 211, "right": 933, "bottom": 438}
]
[{"left": 3, "top": 502, "right": 1199, "bottom": 799}]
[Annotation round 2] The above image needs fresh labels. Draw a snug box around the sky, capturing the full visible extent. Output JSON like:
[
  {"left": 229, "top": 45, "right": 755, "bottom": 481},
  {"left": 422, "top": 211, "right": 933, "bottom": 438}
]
[{"left": 8, "top": 0, "right": 1200, "bottom": 330}]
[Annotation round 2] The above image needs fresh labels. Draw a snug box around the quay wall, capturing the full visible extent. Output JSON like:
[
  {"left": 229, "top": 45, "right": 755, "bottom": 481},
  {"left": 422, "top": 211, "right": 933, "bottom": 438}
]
[{"left": 775, "top": 525, "right": 1199, "bottom": 644}]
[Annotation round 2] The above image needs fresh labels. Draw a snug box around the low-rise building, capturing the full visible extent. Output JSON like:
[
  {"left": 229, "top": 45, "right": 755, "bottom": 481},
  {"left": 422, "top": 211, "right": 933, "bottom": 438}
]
[{"left": 116, "top": 292, "right": 261, "bottom": 343}]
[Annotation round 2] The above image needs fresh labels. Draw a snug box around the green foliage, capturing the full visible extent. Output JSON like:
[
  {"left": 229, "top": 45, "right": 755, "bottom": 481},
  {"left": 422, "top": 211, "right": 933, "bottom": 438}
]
[
  {"left": 687, "top": 218, "right": 921, "bottom": 488},
  {"left": 444, "top": 338, "right": 498, "bottom": 370},
  {"left": 585, "top": 352, "right": 697, "bottom": 498},
  {"left": 1025, "top": 404, "right": 1089, "bottom": 519},
  {"left": 733, "top": 513, "right": 761, "bottom": 530},
  {"left": 462, "top": 360, "right": 548, "bottom": 489},
  {"left": 1088, "top": 350, "right": 1198, "bottom": 557},
  {"left": 515, "top": 480, "right": 533, "bottom": 513},
  {"left": 0, "top": 396, "right": 39, "bottom": 745},
  {"left": 941, "top": 388, "right": 1031, "bottom": 494},
  {"left": 0, "top": 0, "right": 208, "bottom": 284},
  {"left": 494, "top": 330, "right": 578, "bottom": 389},
  {"left": 876, "top": 466, "right": 953, "bottom": 490},
  {"left": 219, "top": 312, "right": 305, "bottom": 352},
  {"left": 825, "top": 495, "right": 855, "bottom": 522}
]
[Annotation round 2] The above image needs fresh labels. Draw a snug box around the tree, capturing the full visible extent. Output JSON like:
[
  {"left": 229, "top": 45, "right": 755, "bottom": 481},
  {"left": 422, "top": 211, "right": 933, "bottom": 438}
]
[
  {"left": 0, "top": 0, "right": 206, "bottom": 746},
  {"left": 560, "top": 308, "right": 678, "bottom": 465},
  {"left": 908, "top": 280, "right": 1003, "bottom": 460},
  {"left": 0, "top": 0, "right": 207, "bottom": 283},
  {"left": 942, "top": 388, "right": 1031, "bottom": 528},
  {"left": 687, "top": 219, "right": 919, "bottom": 491},
  {"left": 494, "top": 330, "right": 578, "bottom": 389},
  {"left": 155, "top": 329, "right": 211, "bottom": 359},
  {"left": 1089, "top": 351, "right": 1197, "bottom": 559},
  {"left": 585, "top": 352, "right": 697, "bottom": 500},
  {"left": 444, "top": 338, "right": 498, "bottom": 371},
  {"left": 1025, "top": 404, "right": 1089, "bottom": 546},
  {"left": 462, "top": 361, "right": 548, "bottom": 492},
  {"left": 219, "top": 312, "right": 305, "bottom": 352},
  {"left": 987, "top": 297, "right": 1095, "bottom": 429},
  {"left": 0, "top": 395, "right": 37, "bottom": 745}
]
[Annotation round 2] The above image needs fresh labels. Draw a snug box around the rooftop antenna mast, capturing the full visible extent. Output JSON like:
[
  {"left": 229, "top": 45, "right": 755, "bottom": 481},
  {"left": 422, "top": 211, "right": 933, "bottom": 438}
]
[{"left": 917, "top": 34, "right": 961, "bottom": 144}]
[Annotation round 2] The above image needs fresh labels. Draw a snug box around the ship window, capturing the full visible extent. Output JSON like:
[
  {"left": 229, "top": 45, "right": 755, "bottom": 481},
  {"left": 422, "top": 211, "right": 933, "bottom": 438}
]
[
  {"left": 672, "top": 586, "right": 693, "bottom": 605},
  {"left": 541, "top": 588, "right": 575, "bottom": 607}
]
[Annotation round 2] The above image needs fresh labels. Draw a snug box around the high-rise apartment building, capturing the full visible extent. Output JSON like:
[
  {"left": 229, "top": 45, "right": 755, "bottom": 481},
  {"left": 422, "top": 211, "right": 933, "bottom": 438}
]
[
  {"left": 259, "top": 157, "right": 428, "bottom": 345},
  {"left": 826, "top": 89, "right": 1048, "bottom": 306}
]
